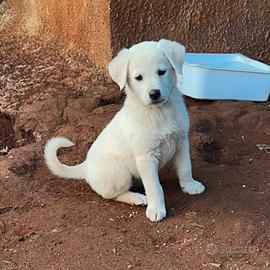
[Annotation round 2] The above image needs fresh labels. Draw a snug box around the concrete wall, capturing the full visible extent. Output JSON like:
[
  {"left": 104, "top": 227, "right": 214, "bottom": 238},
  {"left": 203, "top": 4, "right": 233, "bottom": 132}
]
[
  {"left": 8, "top": 0, "right": 112, "bottom": 67},
  {"left": 5, "top": 0, "right": 270, "bottom": 67},
  {"left": 110, "top": 0, "right": 270, "bottom": 63}
]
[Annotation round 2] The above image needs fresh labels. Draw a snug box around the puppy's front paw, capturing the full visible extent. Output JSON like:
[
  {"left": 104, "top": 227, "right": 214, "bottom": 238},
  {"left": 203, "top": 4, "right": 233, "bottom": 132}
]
[
  {"left": 146, "top": 205, "right": 166, "bottom": 222},
  {"left": 181, "top": 179, "right": 205, "bottom": 195}
]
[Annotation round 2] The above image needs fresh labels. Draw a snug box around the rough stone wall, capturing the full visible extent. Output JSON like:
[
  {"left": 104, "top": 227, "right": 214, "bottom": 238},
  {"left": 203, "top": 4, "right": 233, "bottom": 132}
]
[
  {"left": 4, "top": 0, "right": 270, "bottom": 67},
  {"left": 110, "top": 0, "right": 270, "bottom": 63}
]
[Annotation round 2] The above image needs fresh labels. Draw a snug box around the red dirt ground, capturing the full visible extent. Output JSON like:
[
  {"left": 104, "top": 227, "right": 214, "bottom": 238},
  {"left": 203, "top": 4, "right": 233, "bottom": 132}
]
[{"left": 0, "top": 27, "right": 270, "bottom": 270}]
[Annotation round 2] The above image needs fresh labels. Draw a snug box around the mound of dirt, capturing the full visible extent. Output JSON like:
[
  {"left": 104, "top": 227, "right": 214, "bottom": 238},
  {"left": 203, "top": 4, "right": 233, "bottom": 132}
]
[{"left": 0, "top": 111, "right": 15, "bottom": 154}]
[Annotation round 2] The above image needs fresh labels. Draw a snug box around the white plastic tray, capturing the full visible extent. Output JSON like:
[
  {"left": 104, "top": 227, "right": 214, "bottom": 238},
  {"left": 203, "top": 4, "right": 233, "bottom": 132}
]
[{"left": 182, "top": 53, "right": 270, "bottom": 101}]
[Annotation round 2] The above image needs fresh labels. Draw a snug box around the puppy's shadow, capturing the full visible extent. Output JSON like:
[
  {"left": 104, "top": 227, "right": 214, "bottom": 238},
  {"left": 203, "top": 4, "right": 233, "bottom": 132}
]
[{"left": 130, "top": 177, "right": 145, "bottom": 194}]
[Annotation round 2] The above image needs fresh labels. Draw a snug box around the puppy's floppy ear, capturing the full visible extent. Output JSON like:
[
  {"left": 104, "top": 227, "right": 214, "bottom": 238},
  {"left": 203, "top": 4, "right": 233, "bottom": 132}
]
[
  {"left": 108, "top": 48, "right": 129, "bottom": 90},
  {"left": 158, "top": 39, "right": 185, "bottom": 74}
]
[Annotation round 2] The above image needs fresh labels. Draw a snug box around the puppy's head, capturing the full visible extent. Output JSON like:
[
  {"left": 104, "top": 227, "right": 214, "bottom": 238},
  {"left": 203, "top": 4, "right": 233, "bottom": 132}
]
[{"left": 108, "top": 39, "right": 185, "bottom": 106}]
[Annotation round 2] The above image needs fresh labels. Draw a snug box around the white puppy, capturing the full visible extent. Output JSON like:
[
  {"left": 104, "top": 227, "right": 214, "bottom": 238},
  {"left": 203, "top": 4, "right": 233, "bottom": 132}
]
[{"left": 44, "top": 39, "right": 205, "bottom": 222}]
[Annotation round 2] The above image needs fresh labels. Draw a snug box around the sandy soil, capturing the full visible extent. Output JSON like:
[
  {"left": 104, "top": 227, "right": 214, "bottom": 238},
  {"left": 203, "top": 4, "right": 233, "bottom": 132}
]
[{"left": 0, "top": 28, "right": 270, "bottom": 270}]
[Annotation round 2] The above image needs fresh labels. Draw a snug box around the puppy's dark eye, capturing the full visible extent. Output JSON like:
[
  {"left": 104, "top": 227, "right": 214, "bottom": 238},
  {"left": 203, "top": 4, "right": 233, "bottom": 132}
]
[
  {"left": 157, "top": 69, "right": 166, "bottom": 76},
  {"left": 135, "top": 75, "right": 143, "bottom": 81}
]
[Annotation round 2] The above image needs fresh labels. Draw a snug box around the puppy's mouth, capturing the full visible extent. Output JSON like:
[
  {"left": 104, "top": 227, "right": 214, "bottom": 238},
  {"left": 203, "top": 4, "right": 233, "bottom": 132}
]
[{"left": 150, "top": 99, "right": 166, "bottom": 105}]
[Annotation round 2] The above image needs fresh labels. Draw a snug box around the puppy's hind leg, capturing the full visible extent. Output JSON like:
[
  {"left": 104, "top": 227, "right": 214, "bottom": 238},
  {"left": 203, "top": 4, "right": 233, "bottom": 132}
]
[
  {"left": 88, "top": 160, "right": 146, "bottom": 205},
  {"left": 115, "top": 191, "right": 147, "bottom": 206}
]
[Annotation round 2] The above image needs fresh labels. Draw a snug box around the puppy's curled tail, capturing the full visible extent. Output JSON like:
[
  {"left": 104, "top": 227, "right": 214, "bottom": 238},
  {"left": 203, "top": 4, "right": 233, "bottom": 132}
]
[{"left": 44, "top": 137, "right": 86, "bottom": 180}]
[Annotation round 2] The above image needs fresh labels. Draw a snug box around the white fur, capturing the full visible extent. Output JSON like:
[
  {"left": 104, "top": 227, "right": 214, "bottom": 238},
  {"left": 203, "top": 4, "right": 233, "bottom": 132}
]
[{"left": 44, "top": 39, "right": 205, "bottom": 222}]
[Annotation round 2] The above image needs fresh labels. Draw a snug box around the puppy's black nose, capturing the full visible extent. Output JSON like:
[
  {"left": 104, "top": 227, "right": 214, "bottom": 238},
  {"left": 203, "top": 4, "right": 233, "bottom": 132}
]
[{"left": 149, "top": 89, "right": 161, "bottom": 101}]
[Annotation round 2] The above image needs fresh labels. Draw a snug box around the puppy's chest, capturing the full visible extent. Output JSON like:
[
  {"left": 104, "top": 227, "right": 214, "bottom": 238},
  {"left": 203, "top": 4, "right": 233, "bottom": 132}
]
[
  {"left": 151, "top": 113, "right": 182, "bottom": 167},
  {"left": 155, "top": 132, "right": 177, "bottom": 166}
]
